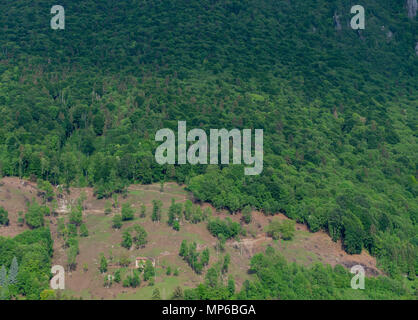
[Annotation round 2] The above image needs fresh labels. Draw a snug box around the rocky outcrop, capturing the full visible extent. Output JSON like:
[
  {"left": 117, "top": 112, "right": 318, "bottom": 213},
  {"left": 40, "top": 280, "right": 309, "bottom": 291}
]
[
  {"left": 415, "top": 42, "right": 418, "bottom": 55},
  {"left": 407, "top": 0, "right": 417, "bottom": 19}
]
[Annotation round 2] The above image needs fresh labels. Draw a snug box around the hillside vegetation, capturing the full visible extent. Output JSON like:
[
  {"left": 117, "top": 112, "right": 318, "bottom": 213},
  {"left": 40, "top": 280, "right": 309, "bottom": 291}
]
[
  {"left": 0, "top": 0, "right": 416, "bottom": 295},
  {"left": 0, "top": 178, "right": 414, "bottom": 300}
]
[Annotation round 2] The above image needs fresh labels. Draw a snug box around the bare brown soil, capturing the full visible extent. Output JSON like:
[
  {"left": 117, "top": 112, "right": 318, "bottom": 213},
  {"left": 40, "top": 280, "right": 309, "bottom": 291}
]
[{"left": 0, "top": 177, "right": 39, "bottom": 237}]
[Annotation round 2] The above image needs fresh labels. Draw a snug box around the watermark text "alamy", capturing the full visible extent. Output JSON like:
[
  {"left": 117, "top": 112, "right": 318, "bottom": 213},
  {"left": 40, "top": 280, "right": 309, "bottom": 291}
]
[{"left": 155, "top": 121, "right": 263, "bottom": 175}]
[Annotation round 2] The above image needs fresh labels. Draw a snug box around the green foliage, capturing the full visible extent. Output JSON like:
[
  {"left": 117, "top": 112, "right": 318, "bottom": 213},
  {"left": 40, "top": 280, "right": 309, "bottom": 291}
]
[
  {"left": 343, "top": 213, "right": 365, "bottom": 254},
  {"left": 179, "top": 240, "right": 188, "bottom": 257},
  {"left": 25, "top": 201, "right": 45, "bottom": 229},
  {"left": 168, "top": 199, "right": 182, "bottom": 229},
  {"left": 140, "top": 204, "right": 146, "bottom": 218},
  {"left": 67, "top": 244, "right": 78, "bottom": 271},
  {"left": 99, "top": 254, "right": 108, "bottom": 273},
  {"left": 216, "top": 234, "right": 226, "bottom": 252},
  {"left": 67, "top": 223, "right": 77, "bottom": 238},
  {"left": 121, "top": 231, "right": 132, "bottom": 249},
  {"left": 118, "top": 254, "right": 131, "bottom": 268},
  {"left": 227, "top": 279, "right": 235, "bottom": 297},
  {"left": 185, "top": 246, "right": 415, "bottom": 300},
  {"left": 57, "top": 218, "right": 66, "bottom": 237},
  {"left": 152, "top": 288, "right": 161, "bottom": 300},
  {"left": 203, "top": 207, "right": 212, "bottom": 220},
  {"left": 0, "top": 0, "right": 415, "bottom": 285},
  {"left": 133, "top": 224, "right": 148, "bottom": 248},
  {"left": 235, "top": 247, "right": 415, "bottom": 300},
  {"left": 173, "top": 220, "right": 180, "bottom": 231},
  {"left": 39, "top": 289, "right": 55, "bottom": 300},
  {"left": 114, "top": 269, "right": 121, "bottom": 283},
  {"left": 112, "top": 214, "right": 122, "bottom": 229},
  {"left": 94, "top": 181, "right": 127, "bottom": 200},
  {"left": 191, "top": 206, "right": 204, "bottom": 224},
  {"left": 183, "top": 200, "right": 193, "bottom": 221},
  {"left": 201, "top": 248, "right": 210, "bottom": 267},
  {"left": 242, "top": 206, "right": 252, "bottom": 224},
  {"left": 37, "top": 180, "right": 54, "bottom": 202},
  {"left": 124, "top": 270, "right": 141, "bottom": 288},
  {"left": 179, "top": 240, "right": 208, "bottom": 274},
  {"left": 121, "top": 202, "right": 134, "bottom": 221},
  {"left": 222, "top": 254, "right": 231, "bottom": 274},
  {"left": 151, "top": 200, "right": 163, "bottom": 222},
  {"left": 266, "top": 219, "right": 295, "bottom": 241},
  {"left": 205, "top": 267, "right": 218, "bottom": 288},
  {"left": 171, "top": 286, "right": 184, "bottom": 300},
  {"left": 0, "top": 265, "right": 7, "bottom": 288},
  {"left": 143, "top": 260, "right": 155, "bottom": 281},
  {"left": 69, "top": 208, "right": 82, "bottom": 226},
  {"left": 207, "top": 218, "right": 242, "bottom": 240},
  {"left": 0, "top": 207, "right": 9, "bottom": 226},
  {"left": 8, "top": 257, "right": 18, "bottom": 285},
  {"left": 79, "top": 223, "right": 89, "bottom": 237},
  {"left": 17, "top": 211, "right": 24, "bottom": 226}
]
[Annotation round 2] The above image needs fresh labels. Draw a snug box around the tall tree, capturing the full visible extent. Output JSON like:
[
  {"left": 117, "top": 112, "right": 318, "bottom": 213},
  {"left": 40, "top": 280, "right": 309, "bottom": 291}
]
[
  {"left": 8, "top": 257, "right": 18, "bottom": 285},
  {"left": 0, "top": 265, "right": 7, "bottom": 288}
]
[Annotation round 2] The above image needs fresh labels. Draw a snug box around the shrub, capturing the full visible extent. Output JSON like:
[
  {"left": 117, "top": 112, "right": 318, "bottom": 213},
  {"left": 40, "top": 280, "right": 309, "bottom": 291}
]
[
  {"left": 0, "top": 207, "right": 9, "bottom": 226},
  {"left": 112, "top": 214, "right": 122, "bottom": 229},
  {"left": 121, "top": 203, "right": 134, "bottom": 221}
]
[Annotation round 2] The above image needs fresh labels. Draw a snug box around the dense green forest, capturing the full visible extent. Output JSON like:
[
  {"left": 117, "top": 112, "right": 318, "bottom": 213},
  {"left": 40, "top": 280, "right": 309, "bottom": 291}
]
[{"left": 0, "top": 0, "right": 416, "bottom": 299}]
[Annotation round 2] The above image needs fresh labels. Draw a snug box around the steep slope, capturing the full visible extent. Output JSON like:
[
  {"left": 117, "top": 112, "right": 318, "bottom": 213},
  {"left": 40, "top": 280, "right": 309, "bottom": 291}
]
[
  {"left": 0, "top": 0, "right": 416, "bottom": 278},
  {"left": 0, "top": 177, "right": 385, "bottom": 300}
]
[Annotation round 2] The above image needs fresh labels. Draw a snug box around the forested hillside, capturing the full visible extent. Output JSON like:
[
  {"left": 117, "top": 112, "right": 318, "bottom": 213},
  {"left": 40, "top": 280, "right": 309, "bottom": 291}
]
[{"left": 0, "top": 0, "right": 416, "bottom": 283}]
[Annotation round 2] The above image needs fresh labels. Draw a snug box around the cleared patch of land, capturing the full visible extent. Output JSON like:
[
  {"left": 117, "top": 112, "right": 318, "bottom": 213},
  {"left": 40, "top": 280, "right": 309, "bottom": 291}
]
[{"left": 0, "top": 177, "right": 382, "bottom": 299}]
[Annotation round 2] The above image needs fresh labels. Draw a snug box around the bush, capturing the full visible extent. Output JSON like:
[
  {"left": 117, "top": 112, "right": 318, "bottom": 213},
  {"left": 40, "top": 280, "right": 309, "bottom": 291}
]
[
  {"left": 69, "top": 208, "right": 82, "bottom": 226},
  {"left": 0, "top": 207, "right": 9, "bottom": 226},
  {"left": 179, "top": 240, "right": 208, "bottom": 274},
  {"left": 173, "top": 220, "right": 180, "bottom": 231},
  {"left": 140, "top": 204, "right": 146, "bottom": 218},
  {"left": 121, "top": 203, "right": 134, "bottom": 221},
  {"left": 133, "top": 224, "right": 148, "bottom": 248},
  {"left": 168, "top": 199, "right": 182, "bottom": 227},
  {"left": 112, "top": 214, "right": 122, "bottom": 229},
  {"left": 67, "top": 223, "right": 77, "bottom": 237},
  {"left": 143, "top": 260, "right": 155, "bottom": 281},
  {"left": 99, "top": 254, "right": 108, "bottom": 273},
  {"left": 242, "top": 206, "right": 252, "bottom": 224},
  {"left": 151, "top": 200, "right": 163, "bottom": 222},
  {"left": 79, "top": 223, "right": 89, "bottom": 237},
  {"left": 207, "top": 218, "right": 242, "bottom": 239},
  {"left": 125, "top": 270, "right": 140, "bottom": 288},
  {"left": 25, "top": 202, "right": 45, "bottom": 229},
  {"left": 280, "top": 220, "right": 296, "bottom": 240},
  {"left": 114, "top": 269, "right": 121, "bottom": 283},
  {"left": 121, "top": 231, "right": 132, "bottom": 249},
  {"left": 266, "top": 219, "right": 295, "bottom": 241}
]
